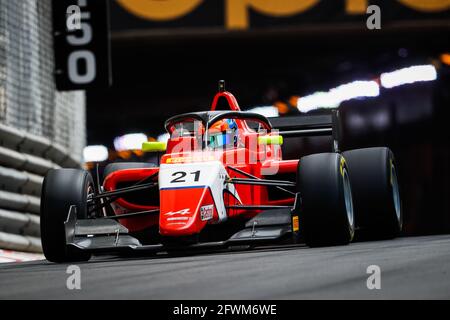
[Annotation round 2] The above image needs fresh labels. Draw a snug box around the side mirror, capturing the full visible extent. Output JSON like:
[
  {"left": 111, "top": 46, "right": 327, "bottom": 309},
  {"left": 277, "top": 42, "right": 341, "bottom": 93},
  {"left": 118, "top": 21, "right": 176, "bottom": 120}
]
[
  {"left": 258, "top": 135, "right": 283, "bottom": 146},
  {"left": 142, "top": 141, "right": 167, "bottom": 153}
]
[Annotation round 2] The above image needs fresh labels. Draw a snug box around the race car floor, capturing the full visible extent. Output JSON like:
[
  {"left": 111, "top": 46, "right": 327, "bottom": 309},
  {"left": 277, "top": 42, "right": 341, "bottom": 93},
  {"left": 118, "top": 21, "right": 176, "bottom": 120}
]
[{"left": 0, "top": 235, "right": 449, "bottom": 299}]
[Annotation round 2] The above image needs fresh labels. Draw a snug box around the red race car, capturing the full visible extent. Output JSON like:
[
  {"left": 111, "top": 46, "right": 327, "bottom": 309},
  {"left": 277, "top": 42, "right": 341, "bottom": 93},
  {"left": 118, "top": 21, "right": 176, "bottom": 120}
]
[{"left": 40, "top": 81, "right": 402, "bottom": 262}]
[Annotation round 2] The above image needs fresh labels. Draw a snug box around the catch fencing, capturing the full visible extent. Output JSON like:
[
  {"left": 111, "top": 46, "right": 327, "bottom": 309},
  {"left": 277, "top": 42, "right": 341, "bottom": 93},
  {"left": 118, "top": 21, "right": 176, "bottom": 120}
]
[{"left": 0, "top": 0, "right": 86, "bottom": 252}]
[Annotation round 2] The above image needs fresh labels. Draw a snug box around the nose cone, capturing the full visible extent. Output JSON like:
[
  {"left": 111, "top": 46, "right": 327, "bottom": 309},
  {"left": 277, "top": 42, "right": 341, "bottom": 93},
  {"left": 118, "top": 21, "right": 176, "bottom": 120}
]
[
  {"left": 158, "top": 161, "right": 232, "bottom": 236},
  {"left": 159, "top": 187, "right": 216, "bottom": 236}
]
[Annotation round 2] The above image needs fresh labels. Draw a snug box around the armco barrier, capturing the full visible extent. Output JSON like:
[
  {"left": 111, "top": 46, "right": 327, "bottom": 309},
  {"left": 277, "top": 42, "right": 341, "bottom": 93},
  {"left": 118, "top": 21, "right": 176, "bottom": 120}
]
[
  {"left": 0, "top": 209, "right": 40, "bottom": 237},
  {"left": 0, "top": 231, "right": 42, "bottom": 253},
  {"left": 0, "top": 124, "right": 82, "bottom": 253}
]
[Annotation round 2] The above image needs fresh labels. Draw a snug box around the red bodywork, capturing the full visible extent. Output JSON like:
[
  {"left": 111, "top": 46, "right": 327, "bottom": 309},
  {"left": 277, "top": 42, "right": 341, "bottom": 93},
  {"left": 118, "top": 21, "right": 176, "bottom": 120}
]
[{"left": 103, "top": 90, "right": 298, "bottom": 238}]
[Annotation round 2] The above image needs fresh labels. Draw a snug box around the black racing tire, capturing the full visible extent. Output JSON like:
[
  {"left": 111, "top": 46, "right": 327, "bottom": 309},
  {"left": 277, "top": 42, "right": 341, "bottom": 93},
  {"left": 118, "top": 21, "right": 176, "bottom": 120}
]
[
  {"left": 298, "top": 153, "right": 355, "bottom": 247},
  {"left": 342, "top": 147, "right": 402, "bottom": 240},
  {"left": 40, "top": 169, "right": 93, "bottom": 263},
  {"left": 103, "top": 162, "right": 156, "bottom": 181}
]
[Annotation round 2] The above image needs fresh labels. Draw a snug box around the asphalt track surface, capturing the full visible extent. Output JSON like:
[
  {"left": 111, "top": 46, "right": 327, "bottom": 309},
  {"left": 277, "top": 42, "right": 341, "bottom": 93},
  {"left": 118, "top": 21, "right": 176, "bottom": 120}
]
[{"left": 0, "top": 235, "right": 449, "bottom": 299}]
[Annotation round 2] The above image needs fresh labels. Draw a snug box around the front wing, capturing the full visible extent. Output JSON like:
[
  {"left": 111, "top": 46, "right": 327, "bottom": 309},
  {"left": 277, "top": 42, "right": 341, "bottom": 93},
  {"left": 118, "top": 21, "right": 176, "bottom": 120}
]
[{"left": 64, "top": 205, "right": 298, "bottom": 255}]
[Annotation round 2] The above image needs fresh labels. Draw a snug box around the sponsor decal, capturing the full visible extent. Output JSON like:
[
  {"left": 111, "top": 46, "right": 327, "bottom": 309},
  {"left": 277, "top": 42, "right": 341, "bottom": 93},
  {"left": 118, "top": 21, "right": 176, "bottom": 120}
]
[
  {"left": 167, "top": 217, "right": 189, "bottom": 221},
  {"left": 200, "top": 204, "right": 214, "bottom": 221},
  {"left": 166, "top": 157, "right": 189, "bottom": 164},
  {"left": 292, "top": 216, "right": 299, "bottom": 232},
  {"left": 165, "top": 208, "right": 191, "bottom": 216},
  {"left": 115, "top": 0, "right": 450, "bottom": 31},
  {"left": 165, "top": 155, "right": 216, "bottom": 164}
]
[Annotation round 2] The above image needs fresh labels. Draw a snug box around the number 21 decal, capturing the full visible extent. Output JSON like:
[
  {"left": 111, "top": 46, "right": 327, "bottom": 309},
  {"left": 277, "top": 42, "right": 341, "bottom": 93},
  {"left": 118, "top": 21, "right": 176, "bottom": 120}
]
[{"left": 170, "top": 170, "right": 201, "bottom": 183}]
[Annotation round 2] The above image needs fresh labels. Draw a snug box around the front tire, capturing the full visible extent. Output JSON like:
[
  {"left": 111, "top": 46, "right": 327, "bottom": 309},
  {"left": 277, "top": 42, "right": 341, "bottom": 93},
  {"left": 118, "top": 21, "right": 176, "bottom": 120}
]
[
  {"left": 40, "top": 169, "right": 93, "bottom": 263},
  {"left": 298, "top": 153, "right": 355, "bottom": 247}
]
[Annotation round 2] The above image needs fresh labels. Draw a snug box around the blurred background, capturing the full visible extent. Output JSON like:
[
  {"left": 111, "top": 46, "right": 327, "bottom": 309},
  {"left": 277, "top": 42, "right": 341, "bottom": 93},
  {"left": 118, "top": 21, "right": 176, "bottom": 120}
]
[{"left": 0, "top": 0, "right": 449, "bottom": 258}]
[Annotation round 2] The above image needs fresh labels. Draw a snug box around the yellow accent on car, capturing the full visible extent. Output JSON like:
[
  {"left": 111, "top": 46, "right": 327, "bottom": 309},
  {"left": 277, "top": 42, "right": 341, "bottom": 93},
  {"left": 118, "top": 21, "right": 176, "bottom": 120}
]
[
  {"left": 166, "top": 157, "right": 185, "bottom": 164},
  {"left": 340, "top": 157, "right": 346, "bottom": 177},
  {"left": 258, "top": 135, "right": 283, "bottom": 146},
  {"left": 142, "top": 141, "right": 167, "bottom": 152},
  {"left": 165, "top": 155, "right": 216, "bottom": 164},
  {"left": 292, "top": 216, "right": 299, "bottom": 232}
]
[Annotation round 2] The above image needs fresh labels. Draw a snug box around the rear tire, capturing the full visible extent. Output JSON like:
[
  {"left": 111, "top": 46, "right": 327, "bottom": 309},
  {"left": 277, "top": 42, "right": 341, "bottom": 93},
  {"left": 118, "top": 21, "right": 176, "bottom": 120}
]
[
  {"left": 298, "top": 153, "right": 355, "bottom": 247},
  {"left": 342, "top": 147, "right": 402, "bottom": 239},
  {"left": 40, "top": 169, "right": 93, "bottom": 263}
]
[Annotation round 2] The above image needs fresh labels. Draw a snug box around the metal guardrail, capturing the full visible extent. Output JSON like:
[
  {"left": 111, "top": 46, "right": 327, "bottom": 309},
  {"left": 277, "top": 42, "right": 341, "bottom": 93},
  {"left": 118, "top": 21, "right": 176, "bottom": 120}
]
[
  {"left": 0, "top": 208, "right": 40, "bottom": 235},
  {"left": 0, "top": 166, "right": 43, "bottom": 196},
  {"left": 0, "top": 123, "right": 82, "bottom": 253},
  {"left": 0, "top": 232, "right": 42, "bottom": 253}
]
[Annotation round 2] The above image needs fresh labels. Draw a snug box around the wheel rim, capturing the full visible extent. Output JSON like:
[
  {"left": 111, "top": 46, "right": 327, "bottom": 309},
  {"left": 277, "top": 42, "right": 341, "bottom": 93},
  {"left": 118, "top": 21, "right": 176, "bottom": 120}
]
[
  {"left": 391, "top": 163, "right": 401, "bottom": 222},
  {"left": 342, "top": 168, "right": 354, "bottom": 228},
  {"left": 86, "top": 184, "right": 95, "bottom": 218}
]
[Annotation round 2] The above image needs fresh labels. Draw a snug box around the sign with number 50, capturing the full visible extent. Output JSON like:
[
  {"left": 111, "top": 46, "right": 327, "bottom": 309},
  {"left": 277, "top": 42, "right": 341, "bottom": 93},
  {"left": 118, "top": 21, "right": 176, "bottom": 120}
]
[{"left": 53, "top": 0, "right": 112, "bottom": 91}]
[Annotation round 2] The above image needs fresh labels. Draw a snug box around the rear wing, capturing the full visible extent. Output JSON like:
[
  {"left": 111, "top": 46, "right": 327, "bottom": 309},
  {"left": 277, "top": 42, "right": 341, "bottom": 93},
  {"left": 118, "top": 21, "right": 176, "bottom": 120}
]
[{"left": 270, "top": 110, "right": 342, "bottom": 153}]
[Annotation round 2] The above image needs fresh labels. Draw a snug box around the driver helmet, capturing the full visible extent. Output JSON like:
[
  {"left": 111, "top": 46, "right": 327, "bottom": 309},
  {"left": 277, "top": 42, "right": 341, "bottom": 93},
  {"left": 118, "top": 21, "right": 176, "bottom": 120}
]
[{"left": 208, "top": 119, "right": 239, "bottom": 148}]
